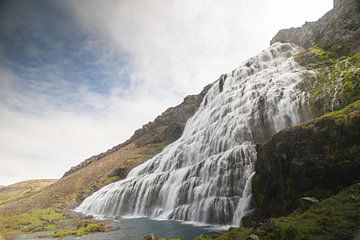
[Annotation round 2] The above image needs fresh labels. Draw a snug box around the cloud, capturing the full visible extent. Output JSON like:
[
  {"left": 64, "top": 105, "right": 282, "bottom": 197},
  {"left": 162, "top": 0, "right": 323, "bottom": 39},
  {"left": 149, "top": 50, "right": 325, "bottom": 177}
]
[{"left": 0, "top": 0, "right": 332, "bottom": 185}]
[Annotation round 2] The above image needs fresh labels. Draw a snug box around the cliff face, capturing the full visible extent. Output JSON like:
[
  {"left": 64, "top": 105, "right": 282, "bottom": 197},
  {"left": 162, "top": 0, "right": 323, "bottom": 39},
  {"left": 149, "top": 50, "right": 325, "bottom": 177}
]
[
  {"left": 237, "top": 0, "right": 360, "bottom": 232},
  {"left": 271, "top": 0, "right": 360, "bottom": 55},
  {"left": 252, "top": 100, "right": 360, "bottom": 222}
]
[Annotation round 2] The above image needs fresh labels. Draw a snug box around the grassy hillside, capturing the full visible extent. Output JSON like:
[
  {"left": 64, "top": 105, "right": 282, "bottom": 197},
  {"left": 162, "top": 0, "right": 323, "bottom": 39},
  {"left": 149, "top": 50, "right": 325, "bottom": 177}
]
[
  {"left": 0, "top": 86, "right": 210, "bottom": 239},
  {"left": 0, "top": 143, "right": 167, "bottom": 239},
  {"left": 0, "top": 179, "right": 56, "bottom": 205},
  {"left": 0, "top": 142, "right": 167, "bottom": 215}
]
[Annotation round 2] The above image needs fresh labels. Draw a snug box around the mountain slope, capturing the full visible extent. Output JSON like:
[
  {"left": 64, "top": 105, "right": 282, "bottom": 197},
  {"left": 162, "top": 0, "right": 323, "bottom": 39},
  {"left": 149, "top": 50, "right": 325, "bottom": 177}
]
[
  {"left": 0, "top": 179, "right": 56, "bottom": 205},
  {"left": 0, "top": 85, "right": 211, "bottom": 215}
]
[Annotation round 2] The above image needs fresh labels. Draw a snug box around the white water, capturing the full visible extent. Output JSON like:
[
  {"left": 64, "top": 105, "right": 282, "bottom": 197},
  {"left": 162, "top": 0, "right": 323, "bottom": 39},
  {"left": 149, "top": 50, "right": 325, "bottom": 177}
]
[{"left": 76, "top": 43, "right": 314, "bottom": 226}]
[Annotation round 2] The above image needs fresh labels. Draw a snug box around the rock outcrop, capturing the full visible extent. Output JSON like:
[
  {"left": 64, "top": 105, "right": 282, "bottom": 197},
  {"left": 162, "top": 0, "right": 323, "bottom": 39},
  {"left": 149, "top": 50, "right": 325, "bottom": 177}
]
[
  {"left": 62, "top": 84, "right": 212, "bottom": 177},
  {"left": 271, "top": 0, "right": 360, "bottom": 55},
  {"left": 251, "top": 100, "right": 360, "bottom": 222}
]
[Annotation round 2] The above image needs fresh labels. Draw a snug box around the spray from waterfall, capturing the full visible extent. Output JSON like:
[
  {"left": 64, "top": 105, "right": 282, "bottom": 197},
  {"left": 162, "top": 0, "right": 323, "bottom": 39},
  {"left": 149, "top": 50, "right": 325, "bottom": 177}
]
[{"left": 75, "top": 43, "right": 314, "bottom": 226}]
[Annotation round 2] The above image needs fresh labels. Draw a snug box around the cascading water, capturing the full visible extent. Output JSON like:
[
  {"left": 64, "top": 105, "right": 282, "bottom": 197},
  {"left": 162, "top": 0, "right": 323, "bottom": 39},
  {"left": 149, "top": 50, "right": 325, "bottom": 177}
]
[{"left": 75, "top": 43, "right": 314, "bottom": 226}]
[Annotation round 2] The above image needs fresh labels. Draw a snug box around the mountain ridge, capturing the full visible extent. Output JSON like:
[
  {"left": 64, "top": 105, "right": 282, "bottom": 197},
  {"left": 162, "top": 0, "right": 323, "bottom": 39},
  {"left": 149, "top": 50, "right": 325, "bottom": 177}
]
[{"left": 271, "top": 0, "right": 360, "bottom": 55}]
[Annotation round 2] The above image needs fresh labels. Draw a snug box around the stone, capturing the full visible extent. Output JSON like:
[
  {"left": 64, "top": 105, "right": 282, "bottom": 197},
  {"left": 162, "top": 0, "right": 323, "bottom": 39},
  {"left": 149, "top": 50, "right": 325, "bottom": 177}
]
[
  {"left": 300, "top": 197, "right": 320, "bottom": 209},
  {"left": 144, "top": 233, "right": 158, "bottom": 240},
  {"left": 247, "top": 234, "right": 260, "bottom": 240},
  {"left": 251, "top": 101, "right": 360, "bottom": 222},
  {"left": 271, "top": 0, "right": 360, "bottom": 55}
]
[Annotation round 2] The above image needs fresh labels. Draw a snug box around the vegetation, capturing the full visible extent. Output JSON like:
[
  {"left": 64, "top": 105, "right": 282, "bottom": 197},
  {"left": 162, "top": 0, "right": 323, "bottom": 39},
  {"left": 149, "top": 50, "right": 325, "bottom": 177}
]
[
  {"left": 0, "top": 208, "right": 111, "bottom": 239},
  {"left": 196, "top": 183, "right": 360, "bottom": 240},
  {"left": 295, "top": 48, "right": 360, "bottom": 115},
  {"left": 0, "top": 209, "right": 64, "bottom": 238},
  {"left": 51, "top": 223, "right": 111, "bottom": 238},
  {"left": 0, "top": 179, "right": 55, "bottom": 205}
]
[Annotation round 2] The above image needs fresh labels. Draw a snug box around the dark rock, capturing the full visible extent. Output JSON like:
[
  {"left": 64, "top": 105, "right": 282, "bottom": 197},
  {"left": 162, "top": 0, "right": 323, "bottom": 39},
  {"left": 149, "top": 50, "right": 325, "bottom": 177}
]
[
  {"left": 271, "top": 0, "right": 360, "bottom": 55},
  {"left": 252, "top": 102, "right": 360, "bottom": 222},
  {"left": 247, "top": 234, "right": 260, "bottom": 240},
  {"left": 300, "top": 197, "right": 320, "bottom": 210},
  {"left": 144, "top": 233, "right": 158, "bottom": 240},
  {"left": 259, "top": 219, "right": 275, "bottom": 231}
]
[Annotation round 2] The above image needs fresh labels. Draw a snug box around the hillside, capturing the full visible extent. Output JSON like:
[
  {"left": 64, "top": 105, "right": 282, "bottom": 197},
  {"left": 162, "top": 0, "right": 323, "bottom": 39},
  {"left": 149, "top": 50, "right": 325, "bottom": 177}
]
[
  {"left": 0, "top": 84, "right": 210, "bottom": 215},
  {"left": 0, "top": 0, "right": 359, "bottom": 239},
  {"left": 0, "top": 179, "right": 56, "bottom": 205}
]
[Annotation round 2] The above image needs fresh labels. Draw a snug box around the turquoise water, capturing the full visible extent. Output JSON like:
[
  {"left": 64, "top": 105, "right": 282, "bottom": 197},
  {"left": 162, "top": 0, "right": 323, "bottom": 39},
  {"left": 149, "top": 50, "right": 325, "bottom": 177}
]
[
  {"left": 77, "top": 217, "right": 217, "bottom": 240},
  {"left": 15, "top": 217, "right": 220, "bottom": 240}
]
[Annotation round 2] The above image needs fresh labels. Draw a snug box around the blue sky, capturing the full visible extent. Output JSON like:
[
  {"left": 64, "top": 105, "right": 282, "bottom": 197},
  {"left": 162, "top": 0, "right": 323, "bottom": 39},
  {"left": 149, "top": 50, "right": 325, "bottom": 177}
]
[
  {"left": 0, "top": 0, "right": 333, "bottom": 185},
  {"left": 0, "top": 0, "right": 130, "bottom": 113}
]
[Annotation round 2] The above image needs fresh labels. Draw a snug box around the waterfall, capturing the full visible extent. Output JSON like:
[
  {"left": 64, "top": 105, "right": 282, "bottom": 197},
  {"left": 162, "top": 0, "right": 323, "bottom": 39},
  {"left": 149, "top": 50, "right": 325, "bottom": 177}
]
[{"left": 75, "top": 43, "right": 314, "bottom": 226}]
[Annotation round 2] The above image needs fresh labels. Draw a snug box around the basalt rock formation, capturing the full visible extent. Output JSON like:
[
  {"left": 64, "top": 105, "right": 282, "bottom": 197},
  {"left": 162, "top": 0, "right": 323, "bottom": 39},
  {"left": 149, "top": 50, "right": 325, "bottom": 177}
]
[
  {"left": 252, "top": 100, "right": 360, "bottom": 223},
  {"left": 271, "top": 0, "right": 360, "bottom": 55},
  {"left": 247, "top": 0, "right": 360, "bottom": 226}
]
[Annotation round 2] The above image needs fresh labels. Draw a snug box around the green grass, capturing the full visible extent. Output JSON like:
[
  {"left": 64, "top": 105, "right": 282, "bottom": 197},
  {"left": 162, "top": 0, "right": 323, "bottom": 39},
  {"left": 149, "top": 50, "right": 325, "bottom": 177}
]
[
  {"left": 51, "top": 223, "right": 110, "bottom": 238},
  {"left": 0, "top": 208, "right": 64, "bottom": 238},
  {"left": 294, "top": 48, "right": 360, "bottom": 115},
  {"left": 309, "top": 48, "right": 337, "bottom": 61},
  {"left": 196, "top": 183, "right": 360, "bottom": 240}
]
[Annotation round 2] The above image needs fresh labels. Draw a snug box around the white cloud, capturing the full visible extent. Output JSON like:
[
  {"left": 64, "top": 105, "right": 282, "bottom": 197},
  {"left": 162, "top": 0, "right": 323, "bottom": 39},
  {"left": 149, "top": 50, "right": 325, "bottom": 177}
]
[{"left": 0, "top": 0, "right": 332, "bottom": 185}]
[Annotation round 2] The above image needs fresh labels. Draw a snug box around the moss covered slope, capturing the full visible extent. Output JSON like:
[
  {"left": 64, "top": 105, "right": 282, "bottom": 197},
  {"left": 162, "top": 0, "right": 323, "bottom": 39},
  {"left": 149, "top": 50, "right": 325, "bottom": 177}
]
[{"left": 295, "top": 48, "right": 360, "bottom": 115}]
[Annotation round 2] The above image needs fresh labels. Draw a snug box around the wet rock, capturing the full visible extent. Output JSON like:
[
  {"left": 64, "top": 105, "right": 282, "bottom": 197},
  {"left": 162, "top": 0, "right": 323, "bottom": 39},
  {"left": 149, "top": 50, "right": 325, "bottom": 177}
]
[
  {"left": 144, "top": 233, "right": 158, "bottom": 240},
  {"left": 300, "top": 197, "right": 320, "bottom": 209},
  {"left": 247, "top": 234, "right": 260, "bottom": 240},
  {"left": 252, "top": 101, "right": 360, "bottom": 222},
  {"left": 259, "top": 219, "right": 275, "bottom": 231}
]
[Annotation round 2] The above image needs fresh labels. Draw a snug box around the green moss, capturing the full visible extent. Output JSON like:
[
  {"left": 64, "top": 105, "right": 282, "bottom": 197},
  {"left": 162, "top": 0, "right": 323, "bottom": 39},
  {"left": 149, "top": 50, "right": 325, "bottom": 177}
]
[
  {"left": 51, "top": 223, "right": 110, "bottom": 238},
  {"left": 107, "top": 175, "right": 121, "bottom": 182},
  {"left": 0, "top": 209, "right": 64, "bottom": 238},
  {"left": 197, "top": 183, "right": 360, "bottom": 240},
  {"left": 309, "top": 48, "right": 337, "bottom": 61},
  {"left": 295, "top": 48, "right": 360, "bottom": 115},
  {"left": 51, "top": 230, "right": 74, "bottom": 238}
]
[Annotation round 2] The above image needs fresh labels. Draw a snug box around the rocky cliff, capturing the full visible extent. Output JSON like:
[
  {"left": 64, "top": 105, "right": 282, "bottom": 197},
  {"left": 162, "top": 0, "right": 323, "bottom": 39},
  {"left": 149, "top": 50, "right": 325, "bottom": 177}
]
[
  {"left": 252, "top": 100, "right": 360, "bottom": 222},
  {"left": 271, "top": 0, "right": 360, "bottom": 55},
  {"left": 248, "top": 0, "right": 360, "bottom": 226}
]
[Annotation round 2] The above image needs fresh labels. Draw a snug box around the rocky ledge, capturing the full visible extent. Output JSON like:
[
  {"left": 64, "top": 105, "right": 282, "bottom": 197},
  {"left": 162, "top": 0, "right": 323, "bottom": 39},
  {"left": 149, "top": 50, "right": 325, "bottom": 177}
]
[
  {"left": 271, "top": 0, "right": 360, "bottom": 55},
  {"left": 251, "top": 100, "right": 360, "bottom": 224}
]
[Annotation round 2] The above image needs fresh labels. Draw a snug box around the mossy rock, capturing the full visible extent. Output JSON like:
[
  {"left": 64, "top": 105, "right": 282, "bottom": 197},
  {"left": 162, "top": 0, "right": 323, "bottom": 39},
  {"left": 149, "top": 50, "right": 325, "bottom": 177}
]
[{"left": 295, "top": 49, "right": 360, "bottom": 116}]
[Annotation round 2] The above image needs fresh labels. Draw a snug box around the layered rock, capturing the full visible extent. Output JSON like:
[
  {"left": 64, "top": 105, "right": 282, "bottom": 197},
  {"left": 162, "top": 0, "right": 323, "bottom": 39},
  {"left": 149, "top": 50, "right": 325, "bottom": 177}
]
[
  {"left": 251, "top": 100, "right": 360, "bottom": 222},
  {"left": 271, "top": 0, "right": 360, "bottom": 55}
]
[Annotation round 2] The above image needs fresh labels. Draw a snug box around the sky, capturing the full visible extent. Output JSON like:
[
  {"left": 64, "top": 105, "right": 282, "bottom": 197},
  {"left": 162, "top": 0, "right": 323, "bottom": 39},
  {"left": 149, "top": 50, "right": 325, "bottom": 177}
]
[{"left": 0, "top": 0, "right": 333, "bottom": 186}]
